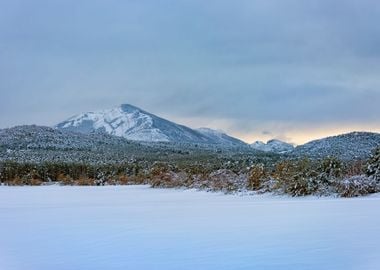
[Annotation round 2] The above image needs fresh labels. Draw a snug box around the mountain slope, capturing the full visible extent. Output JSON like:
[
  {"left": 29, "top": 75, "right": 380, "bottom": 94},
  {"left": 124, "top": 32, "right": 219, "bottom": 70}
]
[
  {"left": 251, "top": 139, "right": 294, "bottom": 153},
  {"left": 196, "top": 128, "right": 247, "bottom": 147},
  {"left": 292, "top": 132, "right": 380, "bottom": 160},
  {"left": 0, "top": 125, "right": 128, "bottom": 151},
  {"left": 0, "top": 125, "right": 265, "bottom": 164},
  {"left": 56, "top": 104, "right": 246, "bottom": 146}
]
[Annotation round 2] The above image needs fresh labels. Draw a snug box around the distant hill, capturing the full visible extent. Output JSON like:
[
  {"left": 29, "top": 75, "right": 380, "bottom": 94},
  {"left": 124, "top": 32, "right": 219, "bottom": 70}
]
[{"left": 291, "top": 132, "right": 380, "bottom": 160}]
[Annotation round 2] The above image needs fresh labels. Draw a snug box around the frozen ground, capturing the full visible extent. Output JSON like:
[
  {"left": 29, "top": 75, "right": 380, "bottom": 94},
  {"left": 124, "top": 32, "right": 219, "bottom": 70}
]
[{"left": 0, "top": 185, "right": 379, "bottom": 270}]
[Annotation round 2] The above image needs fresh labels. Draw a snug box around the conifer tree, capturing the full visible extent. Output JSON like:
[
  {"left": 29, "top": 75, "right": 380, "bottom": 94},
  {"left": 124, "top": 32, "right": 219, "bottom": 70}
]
[{"left": 367, "top": 147, "right": 380, "bottom": 181}]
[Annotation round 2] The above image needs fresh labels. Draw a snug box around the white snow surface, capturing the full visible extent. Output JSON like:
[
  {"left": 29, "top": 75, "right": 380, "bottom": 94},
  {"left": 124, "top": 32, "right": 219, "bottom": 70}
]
[{"left": 0, "top": 185, "right": 379, "bottom": 270}]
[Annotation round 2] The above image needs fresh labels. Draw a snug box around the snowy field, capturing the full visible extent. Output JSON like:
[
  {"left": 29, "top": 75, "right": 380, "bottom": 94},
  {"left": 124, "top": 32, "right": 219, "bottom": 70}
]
[{"left": 0, "top": 186, "right": 379, "bottom": 270}]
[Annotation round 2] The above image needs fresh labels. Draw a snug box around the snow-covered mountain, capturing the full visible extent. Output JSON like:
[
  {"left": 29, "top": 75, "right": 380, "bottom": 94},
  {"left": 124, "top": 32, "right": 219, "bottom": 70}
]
[
  {"left": 251, "top": 139, "right": 294, "bottom": 153},
  {"left": 292, "top": 132, "right": 380, "bottom": 160},
  {"left": 56, "top": 104, "right": 246, "bottom": 146}
]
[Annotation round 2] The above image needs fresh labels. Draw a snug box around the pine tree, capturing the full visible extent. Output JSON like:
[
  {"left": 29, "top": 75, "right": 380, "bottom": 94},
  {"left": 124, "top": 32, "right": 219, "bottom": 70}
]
[
  {"left": 367, "top": 147, "right": 380, "bottom": 181},
  {"left": 319, "top": 157, "right": 343, "bottom": 182}
]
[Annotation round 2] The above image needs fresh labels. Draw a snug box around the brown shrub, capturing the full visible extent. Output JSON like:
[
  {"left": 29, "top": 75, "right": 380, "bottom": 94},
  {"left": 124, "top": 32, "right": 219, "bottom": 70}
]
[
  {"left": 129, "top": 175, "right": 146, "bottom": 185},
  {"left": 7, "top": 176, "right": 24, "bottom": 186},
  {"left": 345, "top": 160, "right": 365, "bottom": 177},
  {"left": 5, "top": 176, "right": 42, "bottom": 186},
  {"left": 29, "top": 178, "right": 43, "bottom": 186},
  {"left": 118, "top": 175, "right": 129, "bottom": 185},
  {"left": 206, "top": 169, "right": 243, "bottom": 193},
  {"left": 248, "top": 164, "right": 267, "bottom": 190},
  {"left": 57, "top": 173, "right": 74, "bottom": 185},
  {"left": 76, "top": 176, "right": 95, "bottom": 186},
  {"left": 151, "top": 171, "right": 186, "bottom": 188}
]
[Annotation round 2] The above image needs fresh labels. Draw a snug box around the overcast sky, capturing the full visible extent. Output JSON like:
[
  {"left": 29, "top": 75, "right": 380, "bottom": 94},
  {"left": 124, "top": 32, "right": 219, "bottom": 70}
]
[{"left": 1, "top": 0, "right": 379, "bottom": 144}]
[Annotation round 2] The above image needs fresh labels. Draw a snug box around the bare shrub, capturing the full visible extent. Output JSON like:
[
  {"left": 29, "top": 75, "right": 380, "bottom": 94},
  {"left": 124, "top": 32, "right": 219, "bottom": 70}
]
[
  {"left": 258, "top": 178, "right": 278, "bottom": 193},
  {"left": 76, "top": 176, "right": 95, "bottom": 186},
  {"left": 129, "top": 174, "right": 146, "bottom": 185},
  {"left": 206, "top": 169, "right": 245, "bottom": 193},
  {"left": 6, "top": 175, "right": 42, "bottom": 186},
  {"left": 151, "top": 171, "right": 187, "bottom": 188},
  {"left": 118, "top": 174, "right": 129, "bottom": 185},
  {"left": 345, "top": 160, "right": 365, "bottom": 177},
  {"left": 7, "top": 176, "right": 24, "bottom": 186},
  {"left": 57, "top": 173, "right": 73, "bottom": 185},
  {"left": 29, "top": 178, "right": 43, "bottom": 186}
]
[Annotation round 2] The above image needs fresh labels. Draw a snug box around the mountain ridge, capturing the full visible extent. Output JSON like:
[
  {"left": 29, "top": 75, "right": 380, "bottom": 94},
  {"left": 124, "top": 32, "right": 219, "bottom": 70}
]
[
  {"left": 3, "top": 103, "right": 380, "bottom": 160},
  {"left": 1, "top": 125, "right": 379, "bottom": 162}
]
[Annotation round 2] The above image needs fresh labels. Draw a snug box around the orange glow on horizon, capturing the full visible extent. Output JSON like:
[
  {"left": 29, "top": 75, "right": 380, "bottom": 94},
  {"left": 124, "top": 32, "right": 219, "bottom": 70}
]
[
  {"left": 235, "top": 125, "right": 380, "bottom": 145},
  {"left": 160, "top": 114, "right": 380, "bottom": 145}
]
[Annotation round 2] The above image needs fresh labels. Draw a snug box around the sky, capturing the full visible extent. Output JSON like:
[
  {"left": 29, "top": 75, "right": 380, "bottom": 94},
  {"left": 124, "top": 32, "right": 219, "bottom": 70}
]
[{"left": 0, "top": 0, "right": 379, "bottom": 144}]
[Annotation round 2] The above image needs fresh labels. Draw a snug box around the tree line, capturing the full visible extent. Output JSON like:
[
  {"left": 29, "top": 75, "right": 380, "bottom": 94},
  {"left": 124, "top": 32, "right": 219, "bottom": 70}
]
[{"left": 1, "top": 147, "right": 379, "bottom": 198}]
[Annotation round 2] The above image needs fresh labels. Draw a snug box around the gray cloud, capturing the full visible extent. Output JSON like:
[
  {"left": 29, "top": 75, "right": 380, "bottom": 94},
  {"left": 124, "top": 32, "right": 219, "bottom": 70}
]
[{"left": 0, "top": 0, "right": 379, "bottom": 142}]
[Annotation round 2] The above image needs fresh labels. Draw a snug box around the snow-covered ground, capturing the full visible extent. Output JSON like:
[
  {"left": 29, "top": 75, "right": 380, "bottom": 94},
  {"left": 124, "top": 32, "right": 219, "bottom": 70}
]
[{"left": 0, "top": 186, "right": 379, "bottom": 270}]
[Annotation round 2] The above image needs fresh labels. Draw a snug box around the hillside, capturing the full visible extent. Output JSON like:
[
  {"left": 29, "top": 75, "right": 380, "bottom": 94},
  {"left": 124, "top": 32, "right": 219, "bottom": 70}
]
[
  {"left": 292, "top": 132, "right": 380, "bottom": 160},
  {"left": 0, "top": 125, "right": 269, "bottom": 165}
]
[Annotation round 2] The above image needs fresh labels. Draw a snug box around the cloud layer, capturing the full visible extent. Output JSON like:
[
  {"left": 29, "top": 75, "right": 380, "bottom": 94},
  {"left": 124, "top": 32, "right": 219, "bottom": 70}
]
[{"left": 1, "top": 0, "right": 379, "bottom": 143}]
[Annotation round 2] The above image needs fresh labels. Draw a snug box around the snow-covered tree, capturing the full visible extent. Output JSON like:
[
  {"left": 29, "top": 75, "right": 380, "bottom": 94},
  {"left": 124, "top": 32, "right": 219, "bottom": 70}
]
[
  {"left": 336, "top": 175, "right": 377, "bottom": 197},
  {"left": 367, "top": 147, "right": 380, "bottom": 181},
  {"left": 318, "top": 157, "right": 343, "bottom": 183}
]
